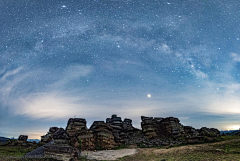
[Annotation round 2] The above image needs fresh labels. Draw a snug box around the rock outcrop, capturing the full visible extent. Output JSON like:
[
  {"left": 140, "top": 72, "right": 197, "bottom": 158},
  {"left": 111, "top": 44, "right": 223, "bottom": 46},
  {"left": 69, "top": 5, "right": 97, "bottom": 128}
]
[
  {"left": 199, "top": 127, "right": 220, "bottom": 137},
  {"left": 184, "top": 126, "right": 199, "bottom": 137},
  {"left": 91, "top": 121, "right": 116, "bottom": 150},
  {"left": 43, "top": 128, "right": 79, "bottom": 161},
  {"left": 66, "top": 118, "right": 87, "bottom": 137},
  {"left": 106, "top": 115, "right": 142, "bottom": 144},
  {"left": 36, "top": 114, "right": 221, "bottom": 161},
  {"left": 75, "top": 129, "right": 95, "bottom": 150},
  {"left": 67, "top": 115, "right": 142, "bottom": 151},
  {"left": 7, "top": 135, "right": 37, "bottom": 147},
  {"left": 141, "top": 116, "right": 184, "bottom": 140},
  {"left": 40, "top": 127, "right": 59, "bottom": 143},
  {"left": 18, "top": 135, "right": 28, "bottom": 141}
]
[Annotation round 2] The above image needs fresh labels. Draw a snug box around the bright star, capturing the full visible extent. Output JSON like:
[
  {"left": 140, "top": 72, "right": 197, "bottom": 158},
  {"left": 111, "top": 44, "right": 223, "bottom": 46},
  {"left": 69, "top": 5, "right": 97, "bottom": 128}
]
[
  {"left": 148, "top": 94, "right": 151, "bottom": 98},
  {"left": 62, "top": 5, "right": 66, "bottom": 8}
]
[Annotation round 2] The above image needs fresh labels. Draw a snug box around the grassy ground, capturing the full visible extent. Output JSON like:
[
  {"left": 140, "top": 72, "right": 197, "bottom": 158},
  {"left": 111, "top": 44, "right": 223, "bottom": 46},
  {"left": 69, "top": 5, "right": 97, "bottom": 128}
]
[
  {"left": 0, "top": 145, "right": 58, "bottom": 161},
  {"left": 0, "top": 145, "right": 34, "bottom": 157},
  {"left": 1, "top": 136, "right": 240, "bottom": 161},
  {"left": 118, "top": 136, "right": 240, "bottom": 161}
]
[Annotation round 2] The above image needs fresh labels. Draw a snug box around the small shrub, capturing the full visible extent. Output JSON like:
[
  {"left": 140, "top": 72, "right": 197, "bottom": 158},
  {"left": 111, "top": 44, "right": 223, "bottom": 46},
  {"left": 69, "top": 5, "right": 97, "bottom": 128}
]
[
  {"left": 181, "top": 136, "right": 186, "bottom": 141},
  {"left": 114, "top": 144, "right": 128, "bottom": 150},
  {"left": 78, "top": 138, "right": 82, "bottom": 152},
  {"left": 137, "top": 143, "right": 148, "bottom": 148}
]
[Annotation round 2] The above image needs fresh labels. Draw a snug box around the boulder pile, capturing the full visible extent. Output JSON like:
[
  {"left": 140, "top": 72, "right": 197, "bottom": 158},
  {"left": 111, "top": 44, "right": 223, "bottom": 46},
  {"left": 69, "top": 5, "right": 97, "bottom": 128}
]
[
  {"left": 184, "top": 126, "right": 199, "bottom": 137},
  {"left": 141, "top": 116, "right": 184, "bottom": 140},
  {"left": 7, "top": 135, "right": 37, "bottom": 147},
  {"left": 156, "top": 117, "right": 185, "bottom": 139},
  {"left": 18, "top": 135, "right": 28, "bottom": 141},
  {"left": 43, "top": 128, "right": 79, "bottom": 161},
  {"left": 75, "top": 129, "right": 95, "bottom": 150},
  {"left": 90, "top": 121, "right": 116, "bottom": 150},
  {"left": 199, "top": 127, "right": 220, "bottom": 137},
  {"left": 66, "top": 118, "right": 87, "bottom": 137},
  {"left": 36, "top": 114, "right": 221, "bottom": 160},
  {"left": 106, "top": 115, "right": 142, "bottom": 144},
  {"left": 40, "top": 127, "right": 59, "bottom": 143}
]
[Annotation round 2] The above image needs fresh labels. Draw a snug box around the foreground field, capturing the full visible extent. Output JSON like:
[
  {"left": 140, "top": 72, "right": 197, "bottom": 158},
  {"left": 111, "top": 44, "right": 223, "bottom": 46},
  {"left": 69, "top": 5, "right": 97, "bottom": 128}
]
[
  {"left": 1, "top": 136, "right": 240, "bottom": 161},
  {"left": 119, "top": 136, "right": 240, "bottom": 161}
]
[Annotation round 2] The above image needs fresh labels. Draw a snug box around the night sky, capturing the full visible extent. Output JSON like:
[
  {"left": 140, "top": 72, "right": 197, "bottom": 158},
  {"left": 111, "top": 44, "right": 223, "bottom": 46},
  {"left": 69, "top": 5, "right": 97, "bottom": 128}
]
[{"left": 1, "top": 0, "right": 240, "bottom": 139}]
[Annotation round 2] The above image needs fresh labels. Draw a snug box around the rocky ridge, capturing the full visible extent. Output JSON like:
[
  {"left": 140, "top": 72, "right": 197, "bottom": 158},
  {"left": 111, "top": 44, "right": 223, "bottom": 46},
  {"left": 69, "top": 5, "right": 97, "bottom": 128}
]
[{"left": 38, "top": 114, "right": 220, "bottom": 161}]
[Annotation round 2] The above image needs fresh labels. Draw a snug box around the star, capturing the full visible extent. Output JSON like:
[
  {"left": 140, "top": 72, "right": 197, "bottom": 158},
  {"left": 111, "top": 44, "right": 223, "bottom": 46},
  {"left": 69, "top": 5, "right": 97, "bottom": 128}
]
[{"left": 148, "top": 94, "right": 151, "bottom": 98}]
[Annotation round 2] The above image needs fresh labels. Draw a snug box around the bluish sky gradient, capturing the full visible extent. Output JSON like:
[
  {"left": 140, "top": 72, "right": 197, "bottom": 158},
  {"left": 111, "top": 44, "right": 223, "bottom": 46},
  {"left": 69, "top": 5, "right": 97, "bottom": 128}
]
[{"left": 1, "top": 0, "right": 240, "bottom": 139}]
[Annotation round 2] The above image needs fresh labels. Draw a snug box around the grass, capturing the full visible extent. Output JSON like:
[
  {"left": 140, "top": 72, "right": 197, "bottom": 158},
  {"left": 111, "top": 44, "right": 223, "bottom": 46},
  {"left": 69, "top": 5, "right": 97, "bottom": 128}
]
[
  {"left": 0, "top": 145, "right": 33, "bottom": 157},
  {"left": 212, "top": 139, "right": 240, "bottom": 154},
  {"left": 2, "top": 135, "right": 240, "bottom": 161},
  {"left": 0, "top": 144, "right": 59, "bottom": 161},
  {"left": 118, "top": 135, "right": 240, "bottom": 161},
  {"left": 78, "top": 155, "right": 88, "bottom": 161},
  {"left": 113, "top": 144, "right": 129, "bottom": 150}
]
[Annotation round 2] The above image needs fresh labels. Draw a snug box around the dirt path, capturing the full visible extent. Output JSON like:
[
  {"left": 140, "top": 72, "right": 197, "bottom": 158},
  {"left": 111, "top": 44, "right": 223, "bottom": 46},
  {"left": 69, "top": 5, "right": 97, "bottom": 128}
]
[{"left": 81, "top": 149, "right": 137, "bottom": 160}]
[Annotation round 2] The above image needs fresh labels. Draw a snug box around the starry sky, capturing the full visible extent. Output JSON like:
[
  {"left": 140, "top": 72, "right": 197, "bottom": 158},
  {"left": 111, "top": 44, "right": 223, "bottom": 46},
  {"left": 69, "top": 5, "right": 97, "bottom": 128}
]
[{"left": 1, "top": 0, "right": 240, "bottom": 139}]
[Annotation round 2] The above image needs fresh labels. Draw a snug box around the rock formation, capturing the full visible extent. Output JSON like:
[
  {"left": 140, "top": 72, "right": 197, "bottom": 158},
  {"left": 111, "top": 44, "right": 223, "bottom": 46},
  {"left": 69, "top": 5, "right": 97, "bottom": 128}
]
[
  {"left": 199, "top": 127, "right": 220, "bottom": 137},
  {"left": 66, "top": 118, "right": 87, "bottom": 137},
  {"left": 43, "top": 128, "right": 79, "bottom": 161},
  {"left": 141, "top": 116, "right": 184, "bottom": 140},
  {"left": 7, "top": 135, "right": 37, "bottom": 147},
  {"left": 18, "top": 135, "right": 28, "bottom": 141},
  {"left": 40, "top": 127, "right": 59, "bottom": 143},
  {"left": 184, "top": 126, "right": 199, "bottom": 137},
  {"left": 90, "top": 121, "right": 116, "bottom": 150},
  {"left": 36, "top": 114, "right": 221, "bottom": 160},
  {"left": 67, "top": 115, "right": 142, "bottom": 151},
  {"left": 106, "top": 115, "right": 142, "bottom": 144}
]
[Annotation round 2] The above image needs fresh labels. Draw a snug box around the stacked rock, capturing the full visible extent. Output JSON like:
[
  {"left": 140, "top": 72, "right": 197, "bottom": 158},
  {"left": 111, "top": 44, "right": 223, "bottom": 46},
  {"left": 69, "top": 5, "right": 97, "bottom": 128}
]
[
  {"left": 8, "top": 135, "right": 37, "bottom": 147},
  {"left": 184, "top": 126, "right": 199, "bottom": 137},
  {"left": 106, "top": 115, "right": 124, "bottom": 143},
  {"left": 41, "top": 127, "right": 59, "bottom": 143},
  {"left": 90, "top": 121, "right": 116, "bottom": 150},
  {"left": 18, "top": 135, "right": 28, "bottom": 142},
  {"left": 199, "top": 127, "right": 220, "bottom": 137},
  {"left": 66, "top": 118, "right": 87, "bottom": 137},
  {"left": 106, "top": 115, "right": 142, "bottom": 144},
  {"left": 44, "top": 128, "right": 79, "bottom": 161},
  {"left": 183, "top": 126, "right": 202, "bottom": 143},
  {"left": 52, "top": 128, "right": 71, "bottom": 145},
  {"left": 75, "top": 129, "right": 95, "bottom": 150},
  {"left": 141, "top": 116, "right": 163, "bottom": 139},
  {"left": 158, "top": 117, "right": 185, "bottom": 139},
  {"left": 141, "top": 116, "right": 185, "bottom": 140}
]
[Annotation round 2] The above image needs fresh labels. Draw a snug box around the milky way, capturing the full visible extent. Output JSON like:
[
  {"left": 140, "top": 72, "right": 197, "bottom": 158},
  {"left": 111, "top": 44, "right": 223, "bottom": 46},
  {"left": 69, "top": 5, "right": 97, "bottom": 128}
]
[{"left": 1, "top": 0, "right": 240, "bottom": 138}]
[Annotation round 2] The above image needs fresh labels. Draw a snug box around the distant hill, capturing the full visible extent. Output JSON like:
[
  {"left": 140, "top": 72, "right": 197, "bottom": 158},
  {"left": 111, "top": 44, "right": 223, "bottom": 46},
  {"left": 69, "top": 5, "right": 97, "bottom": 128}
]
[
  {"left": 0, "top": 137, "right": 9, "bottom": 144},
  {"left": 27, "top": 139, "right": 40, "bottom": 143},
  {"left": 220, "top": 130, "right": 240, "bottom": 135}
]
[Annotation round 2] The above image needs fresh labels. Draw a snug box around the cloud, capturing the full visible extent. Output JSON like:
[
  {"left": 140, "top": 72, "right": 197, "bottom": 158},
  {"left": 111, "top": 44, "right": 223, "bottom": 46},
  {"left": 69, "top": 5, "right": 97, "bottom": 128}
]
[
  {"left": 54, "top": 24, "right": 91, "bottom": 39},
  {"left": 14, "top": 92, "right": 86, "bottom": 120},
  {"left": 0, "top": 67, "right": 29, "bottom": 106},
  {"left": 231, "top": 52, "right": 240, "bottom": 62},
  {"left": 0, "top": 65, "right": 93, "bottom": 113},
  {"left": 154, "top": 43, "right": 171, "bottom": 54},
  {"left": 0, "top": 67, "right": 23, "bottom": 81},
  {"left": 206, "top": 95, "right": 240, "bottom": 115},
  {"left": 53, "top": 65, "right": 93, "bottom": 87},
  {"left": 191, "top": 66, "right": 208, "bottom": 79}
]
